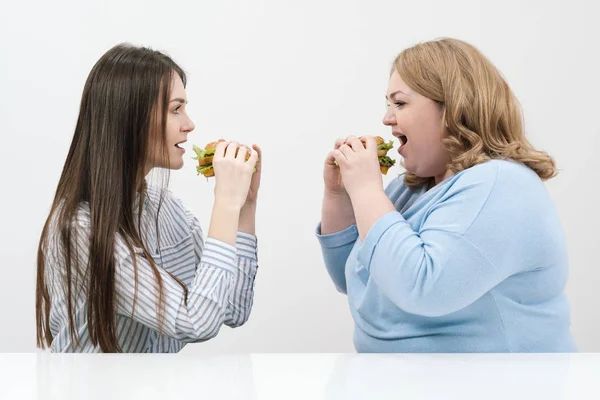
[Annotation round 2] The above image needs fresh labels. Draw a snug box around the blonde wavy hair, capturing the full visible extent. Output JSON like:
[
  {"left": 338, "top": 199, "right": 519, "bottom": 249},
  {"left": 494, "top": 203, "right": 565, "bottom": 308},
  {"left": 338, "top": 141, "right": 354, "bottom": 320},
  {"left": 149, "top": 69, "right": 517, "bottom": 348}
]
[{"left": 393, "top": 38, "right": 557, "bottom": 188}]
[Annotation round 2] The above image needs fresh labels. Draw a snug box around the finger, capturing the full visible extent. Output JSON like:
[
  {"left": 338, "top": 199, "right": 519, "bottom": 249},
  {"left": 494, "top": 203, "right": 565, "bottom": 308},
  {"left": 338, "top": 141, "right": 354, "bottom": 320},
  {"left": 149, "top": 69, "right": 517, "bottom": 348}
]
[
  {"left": 338, "top": 143, "right": 355, "bottom": 159},
  {"left": 345, "top": 135, "right": 359, "bottom": 143},
  {"left": 214, "top": 140, "right": 229, "bottom": 159},
  {"left": 334, "top": 138, "right": 345, "bottom": 149},
  {"left": 225, "top": 141, "right": 238, "bottom": 159},
  {"left": 236, "top": 145, "right": 248, "bottom": 162},
  {"left": 246, "top": 149, "right": 259, "bottom": 169},
  {"left": 252, "top": 144, "right": 262, "bottom": 172},
  {"left": 346, "top": 136, "right": 365, "bottom": 152},
  {"left": 363, "top": 135, "right": 378, "bottom": 154},
  {"left": 325, "top": 149, "right": 338, "bottom": 166},
  {"left": 331, "top": 149, "right": 348, "bottom": 168}
]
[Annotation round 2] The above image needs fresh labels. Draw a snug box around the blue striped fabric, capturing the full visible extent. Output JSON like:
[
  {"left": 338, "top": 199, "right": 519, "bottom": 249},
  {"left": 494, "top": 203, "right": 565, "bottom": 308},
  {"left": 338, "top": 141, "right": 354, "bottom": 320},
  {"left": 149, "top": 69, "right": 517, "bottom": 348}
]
[{"left": 44, "top": 186, "right": 258, "bottom": 352}]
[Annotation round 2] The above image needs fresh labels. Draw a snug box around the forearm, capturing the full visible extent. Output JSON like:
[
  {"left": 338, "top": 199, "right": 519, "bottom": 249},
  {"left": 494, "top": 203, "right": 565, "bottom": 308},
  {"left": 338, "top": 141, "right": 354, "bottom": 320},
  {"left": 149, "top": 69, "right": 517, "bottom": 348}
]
[
  {"left": 208, "top": 202, "right": 241, "bottom": 246},
  {"left": 356, "top": 211, "right": 502, "bottom": 316},
  {"left": 349, "top": 189, "right": 395, "bottom": 240},
  {"left": 321, "top": 191, "right": 356, "bottom": 235},
  {"left": 238, "top": 202, "right": 256, "bottom": 235}
]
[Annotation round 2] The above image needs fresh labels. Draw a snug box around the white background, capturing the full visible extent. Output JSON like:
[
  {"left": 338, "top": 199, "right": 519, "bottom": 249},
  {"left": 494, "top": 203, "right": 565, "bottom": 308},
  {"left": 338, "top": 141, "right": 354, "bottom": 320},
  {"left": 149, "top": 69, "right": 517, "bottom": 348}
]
[{"left": 0, "top": 0, "right": 598, "bottom": 353}]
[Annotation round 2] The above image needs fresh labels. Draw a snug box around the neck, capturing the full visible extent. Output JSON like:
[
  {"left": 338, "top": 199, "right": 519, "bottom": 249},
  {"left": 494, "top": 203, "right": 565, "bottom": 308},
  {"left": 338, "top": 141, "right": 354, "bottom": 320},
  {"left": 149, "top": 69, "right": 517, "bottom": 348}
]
[{"left": 434, "top": 169, "right": 454, "bottom": 186}]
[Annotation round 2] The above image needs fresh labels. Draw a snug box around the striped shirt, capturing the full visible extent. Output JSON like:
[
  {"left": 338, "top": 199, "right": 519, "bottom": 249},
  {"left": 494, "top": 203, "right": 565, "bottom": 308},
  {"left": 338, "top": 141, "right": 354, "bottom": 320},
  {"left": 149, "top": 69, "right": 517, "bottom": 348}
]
[{"left": 44, "top": 186, "right": 258, "bottom": 352}]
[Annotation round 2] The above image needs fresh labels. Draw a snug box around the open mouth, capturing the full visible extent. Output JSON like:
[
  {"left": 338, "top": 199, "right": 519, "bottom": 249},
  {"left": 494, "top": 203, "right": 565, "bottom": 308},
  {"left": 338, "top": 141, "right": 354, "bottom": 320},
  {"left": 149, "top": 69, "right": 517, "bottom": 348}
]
[
  {"left": 398, "top": 134, "right": 408, "bottom": 146},
  {"left": 175, "top": 141, "right": 186, "bottom": 149}
]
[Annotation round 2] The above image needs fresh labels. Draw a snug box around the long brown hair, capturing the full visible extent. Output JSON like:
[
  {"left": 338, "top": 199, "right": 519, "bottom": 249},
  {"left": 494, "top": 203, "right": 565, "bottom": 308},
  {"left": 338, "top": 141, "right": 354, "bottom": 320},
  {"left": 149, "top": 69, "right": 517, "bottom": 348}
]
[
  {"left": 36, "top": 43, "right": 188, "bottom": 352},
  {"left": 393, "top": 38, "right": 557, "bottom": 188}
]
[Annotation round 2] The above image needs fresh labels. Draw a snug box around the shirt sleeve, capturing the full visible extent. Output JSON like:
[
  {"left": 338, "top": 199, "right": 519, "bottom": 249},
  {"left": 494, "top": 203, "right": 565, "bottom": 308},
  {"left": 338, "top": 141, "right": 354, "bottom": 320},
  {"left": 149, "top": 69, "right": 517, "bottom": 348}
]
[
  {"left": 183, "top": 205, "right": 258, "bottom": 328},
  {"left": 115, "top": 235, "right": 241, "bottom": 342},
  {"left": 222, "top": 232, "right": 258, "bottom": 327}
]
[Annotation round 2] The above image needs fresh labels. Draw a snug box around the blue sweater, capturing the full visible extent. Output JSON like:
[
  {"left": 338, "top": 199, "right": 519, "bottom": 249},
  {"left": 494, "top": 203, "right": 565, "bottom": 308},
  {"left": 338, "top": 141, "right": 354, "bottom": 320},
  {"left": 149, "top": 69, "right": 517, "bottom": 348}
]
[{"left": 317, "top": 160, "right": 576, "bottom": 353}]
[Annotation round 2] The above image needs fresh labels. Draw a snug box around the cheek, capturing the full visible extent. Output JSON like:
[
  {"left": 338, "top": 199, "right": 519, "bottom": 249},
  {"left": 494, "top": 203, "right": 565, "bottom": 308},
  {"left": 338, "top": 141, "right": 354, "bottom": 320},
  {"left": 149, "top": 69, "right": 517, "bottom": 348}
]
[
  {"left": 394, "top": 110, "right": 410, "bottom": 131},
  {"left": 166, "top": 120, "right": 179, "bottom": 142},
  {"left": 416, "top": 109, "right": 444, "bottom": 147},
  {"left": 424, "top": 129, "right": 444, "bottom": 150}
]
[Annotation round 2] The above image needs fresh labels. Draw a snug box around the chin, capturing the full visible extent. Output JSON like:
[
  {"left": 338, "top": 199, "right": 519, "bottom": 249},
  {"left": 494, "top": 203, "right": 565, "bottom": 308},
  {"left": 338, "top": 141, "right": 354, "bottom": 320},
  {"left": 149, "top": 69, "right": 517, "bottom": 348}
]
[
  {"left": 404, "top": 166, "right": 428, "bottom": 179},
  {"left": 402, "top": 160, "right": 416, "bottom": 175},
  {"left": 167, "top": 158, "right": 184, "bottom": 170}
]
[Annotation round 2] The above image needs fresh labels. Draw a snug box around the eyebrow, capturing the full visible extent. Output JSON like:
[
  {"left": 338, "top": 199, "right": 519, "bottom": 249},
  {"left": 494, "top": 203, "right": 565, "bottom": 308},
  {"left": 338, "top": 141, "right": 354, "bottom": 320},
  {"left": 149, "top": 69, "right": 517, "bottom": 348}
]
[
  {"left": 386, "top": 90, "right": 407, "bottom": 100},
  {"left": 169, "top": 98, "right": 188, "bottom": 104}
]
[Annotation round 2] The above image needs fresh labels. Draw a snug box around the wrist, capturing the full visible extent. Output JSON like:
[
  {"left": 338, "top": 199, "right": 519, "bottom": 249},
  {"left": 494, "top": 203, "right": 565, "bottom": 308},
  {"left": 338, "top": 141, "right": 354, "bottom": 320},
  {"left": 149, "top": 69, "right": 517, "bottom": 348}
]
[
  {"left": 321, "top": 189, "right": 356, "bottom": 235},
  {"left": 348, "top": 184, "right": 384, "bottom": 205},
  {"left": 213, "top": 199, "right": 242, "bottom": 215},
  {"left": 241, "top": 200, "right": 257, "bottom": 211},
  {"left": 324, "top": 188, "right": 350, "bottom": 201}
]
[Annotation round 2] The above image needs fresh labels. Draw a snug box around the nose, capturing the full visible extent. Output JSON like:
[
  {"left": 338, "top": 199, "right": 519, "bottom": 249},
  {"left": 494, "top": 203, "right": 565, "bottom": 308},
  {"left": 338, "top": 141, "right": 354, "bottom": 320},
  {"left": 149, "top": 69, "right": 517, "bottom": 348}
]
[
  {"left": 183, "top": 115, "right": 195, "bottom": 133},
  {"left": 382, "top": 107, "right": 396, "bottom": 126}
]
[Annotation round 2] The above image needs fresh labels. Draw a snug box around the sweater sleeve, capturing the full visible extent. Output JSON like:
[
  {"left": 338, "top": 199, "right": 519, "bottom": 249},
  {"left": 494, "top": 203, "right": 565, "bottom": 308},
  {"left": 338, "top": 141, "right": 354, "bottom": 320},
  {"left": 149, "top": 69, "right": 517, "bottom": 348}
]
[
  {"left": 357, "top": 166, "right": 504, "bottom": 317},
  {"left": 315, "top": 223, "right": 359, "bottom": 294}
]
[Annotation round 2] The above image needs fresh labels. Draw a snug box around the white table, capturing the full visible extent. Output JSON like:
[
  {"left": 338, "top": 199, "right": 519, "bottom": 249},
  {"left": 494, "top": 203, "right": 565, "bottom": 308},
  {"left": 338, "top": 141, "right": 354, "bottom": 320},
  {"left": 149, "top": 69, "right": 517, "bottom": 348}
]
[{"left": 1, "top": 353, "right": 599, "bottom": 399}]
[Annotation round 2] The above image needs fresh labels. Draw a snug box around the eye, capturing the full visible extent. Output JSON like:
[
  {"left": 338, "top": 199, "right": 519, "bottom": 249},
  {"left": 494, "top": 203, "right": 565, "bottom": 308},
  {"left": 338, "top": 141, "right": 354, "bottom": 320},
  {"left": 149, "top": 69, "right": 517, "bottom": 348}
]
[
  {"left": 173, "top": 105, "right": 182, "bottom": 114},
  {"left": 395, "top": 101, "right": 406, "bottom": 108}
]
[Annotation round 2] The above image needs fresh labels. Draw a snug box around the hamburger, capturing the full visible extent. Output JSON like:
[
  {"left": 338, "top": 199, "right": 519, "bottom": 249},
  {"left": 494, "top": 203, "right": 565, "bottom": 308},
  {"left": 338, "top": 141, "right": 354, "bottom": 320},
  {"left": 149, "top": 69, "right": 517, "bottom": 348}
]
[
  {"left": 371, "top": 136, "right": 396, "bottom": 175},
  {"left": 334, "top": 136, "right": 396, "bottom": 175},
  {"left": 192, "top": 139, "right": 254, "bottom": 177}
]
